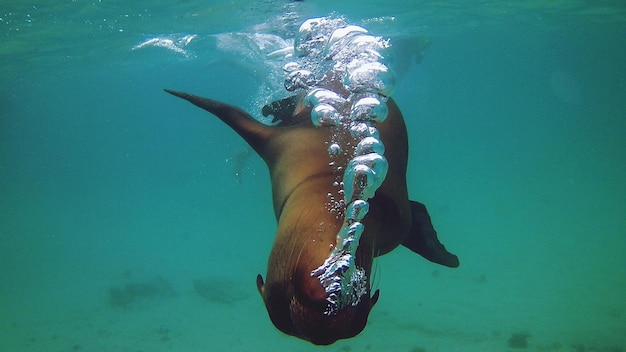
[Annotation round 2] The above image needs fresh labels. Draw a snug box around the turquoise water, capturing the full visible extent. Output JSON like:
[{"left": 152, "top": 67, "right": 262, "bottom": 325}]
[{"left": 1, "top": 1, "right": 625, "bottom": 351}]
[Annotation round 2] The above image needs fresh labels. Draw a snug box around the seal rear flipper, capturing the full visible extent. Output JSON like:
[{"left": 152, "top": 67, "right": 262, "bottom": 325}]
[
  {"left": 164, "top": 89, "right": 276, "bottom": 155},
  {"left": 403, "top": 200, "right": 460, "bottom": 268}
]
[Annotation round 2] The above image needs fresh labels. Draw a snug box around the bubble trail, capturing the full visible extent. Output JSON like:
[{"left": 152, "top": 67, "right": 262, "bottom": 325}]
[{"left": 283, "top": 16, "right": 396, "bottom": 316}]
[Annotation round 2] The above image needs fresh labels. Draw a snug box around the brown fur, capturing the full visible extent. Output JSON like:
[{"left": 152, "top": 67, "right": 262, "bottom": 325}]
[{"left": 164, "top": 89, "right": 457, "bottom": 345}]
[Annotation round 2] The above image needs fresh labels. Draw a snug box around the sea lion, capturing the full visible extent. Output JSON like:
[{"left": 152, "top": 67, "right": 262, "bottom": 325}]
[{"left": 164, "top": 89, "right": 459, "bottom": 345}]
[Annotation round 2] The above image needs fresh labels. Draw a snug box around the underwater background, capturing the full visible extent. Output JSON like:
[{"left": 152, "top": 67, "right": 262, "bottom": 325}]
[{"left": 1, "top": 1, "right": 625, "bottom": 351}]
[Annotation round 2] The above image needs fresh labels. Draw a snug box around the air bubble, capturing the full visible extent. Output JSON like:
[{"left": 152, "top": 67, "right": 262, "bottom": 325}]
[
  {"left": 350, "top": 96, "right": 388, "bottom": 122},
  {"left": 350, "top": 35, "right": 388, "bottom": 54},
  {"left": 368, "top": 126, "right": 380, "bottom": 139},
  {"left": 294, "top": 18, "right": 322, "bottom": 56},
  {"left": 346, "top": 200, "right": 369, "bottom": 222},
  {"left": 285, "top": 69, "right": 315, "bottom": 91},
  {"left": 311, "top": 103, "right": 340, "bottom": 126},
  {"left": 328, "top": 143, "right": 342, "bottom": 155},
  {"left": 343, "top": 153, "right": 388, "bottom": 202},
  {"left": 324, "top": 25, "right": 368, "bottom": 59},
  {"left": 349, "top": 122, "right": 373, "bottom": 139},
  {"left": 331, "top": 35, "right": 389, "bottom": 64},
  {"left": 304, "top": 88, "right": 347, "bottom": 108},
  {"left": 356, "top": 136, "right": 385, "bottom": 156},
  {"left": 283, "top": 62, "right": 300, "bottom": 73},
  {"left": 345, "top": 62, "right": 396, "bottom": 96},
  {"left": 343, "top": 164, "right": 374, "bottom": 203}
]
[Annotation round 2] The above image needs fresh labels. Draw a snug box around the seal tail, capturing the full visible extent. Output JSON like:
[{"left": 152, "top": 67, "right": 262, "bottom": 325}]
[
  {"left": 402, "top": 200, "right": 460, "bottom": 268},
  {"left": 164, "top": 89, "right": 276, "bottom": 155}
]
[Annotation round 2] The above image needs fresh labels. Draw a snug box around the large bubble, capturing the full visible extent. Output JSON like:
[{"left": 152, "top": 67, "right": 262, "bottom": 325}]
[
  {"left": 343, "top": 153, "right": 388, "bottom": 203},
  {"left": 294, "top": 18, "right": 324, "bottom": 57},
  {"left": 304, "top": 88, "right": 347, "bottom": 108},
  {"left": 356, "top": 136, "right": 385, "bottom": 155},
  {"left": 346, "top": 200, "right": 369, "bottom": 222},
  {"left": 330, "top": 34, "right": 391, "bottom": 64},
  {"left": 350, "top": 95, "right": 389, "bottom": 123},
  {"left": 345, "top": 62, "right": 395, "bottom": 96},
  {"left": 349, "top": 122, "right": 380, "bottom": 140},
  {"left": 311, "top": 103, "right": 340, "bottom": 126},
  {"left": 323, "top": 25, "right": 369, "bottom": 59}
]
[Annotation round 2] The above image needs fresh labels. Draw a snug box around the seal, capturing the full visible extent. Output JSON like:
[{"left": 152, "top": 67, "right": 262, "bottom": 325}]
[{"left": 164, "top": 89, "right": 459, "bottom": 344}]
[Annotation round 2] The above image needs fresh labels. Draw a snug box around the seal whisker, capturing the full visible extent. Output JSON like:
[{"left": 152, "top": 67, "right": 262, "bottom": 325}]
[
  {"left": 294, "top": 236, "right": 308, "bottom": 276},
  {"left": 289, "top": 206, "right": 314, "bottom": 276},
  {"left": 370, "top": 257, "right": 381, "bottom": 295}
]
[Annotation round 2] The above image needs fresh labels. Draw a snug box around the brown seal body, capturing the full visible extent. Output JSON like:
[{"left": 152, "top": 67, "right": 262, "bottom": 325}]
[{"left": 164, "top": 89, "right": 458, "bottom": 345}]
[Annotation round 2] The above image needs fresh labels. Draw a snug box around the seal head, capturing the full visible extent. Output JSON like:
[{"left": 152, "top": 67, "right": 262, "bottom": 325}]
[{"left": 257, "top": 271, "right": 379, "bottom": 345}]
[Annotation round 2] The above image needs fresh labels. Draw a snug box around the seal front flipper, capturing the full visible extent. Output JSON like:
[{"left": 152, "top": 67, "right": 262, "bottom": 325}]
[
  {"left": 261, "top": 92, "right": 309, "bottom": 126},
  {"left": 403, "top": 200, "right": 460, "bottom": 268},
  {"left": 262, "top": 95, "right": 299, "bottom": 124},
  {"left": 164, "top": 89, "right": 276, "bottom": 155}
]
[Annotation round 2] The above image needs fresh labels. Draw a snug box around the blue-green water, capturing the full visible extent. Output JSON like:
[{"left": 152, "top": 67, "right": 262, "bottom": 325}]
[{"left": 1, "top": 1, "right": 625, "bottom": 351}]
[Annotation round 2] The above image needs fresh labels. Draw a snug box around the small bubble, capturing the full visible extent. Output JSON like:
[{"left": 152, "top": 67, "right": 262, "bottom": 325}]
[{"left": 327, "top": 143, "right": 342, "bottom": 155}]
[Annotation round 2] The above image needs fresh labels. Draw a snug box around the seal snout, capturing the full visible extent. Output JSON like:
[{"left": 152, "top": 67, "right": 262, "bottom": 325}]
[
  {"left": 258, "top": 270, "right": 377, "bottom": 345},
  {"left": 295, "top": 295, "right": 375, "bottom": 345}
]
